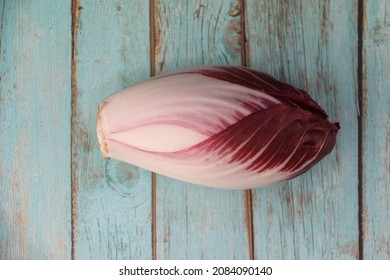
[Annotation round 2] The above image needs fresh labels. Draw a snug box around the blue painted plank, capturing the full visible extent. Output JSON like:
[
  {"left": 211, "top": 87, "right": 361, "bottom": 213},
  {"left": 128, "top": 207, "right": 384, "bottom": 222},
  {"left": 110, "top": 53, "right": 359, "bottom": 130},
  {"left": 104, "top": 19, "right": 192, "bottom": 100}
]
[
  {"left": 362, "top": 0, "right": 390, "bottom": 259},
  {"left": 245, "top": 0, "right": 359, "bottom": 259},
  {"left": 154, "top": 0, "right": 251, "bottom": 259},
  {"left": 0, "top": 0, "right": 72, "bottom": 259},
  {"left": 72, "top": 0, "right": 152, "bottom": 259}
]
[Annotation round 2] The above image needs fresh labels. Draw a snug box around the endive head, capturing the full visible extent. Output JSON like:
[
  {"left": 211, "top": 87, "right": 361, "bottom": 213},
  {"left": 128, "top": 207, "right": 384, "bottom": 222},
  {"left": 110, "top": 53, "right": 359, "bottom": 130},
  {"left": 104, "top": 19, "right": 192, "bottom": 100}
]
[{"left": 97, "top": 65, "right": 339, "bottom": 189}]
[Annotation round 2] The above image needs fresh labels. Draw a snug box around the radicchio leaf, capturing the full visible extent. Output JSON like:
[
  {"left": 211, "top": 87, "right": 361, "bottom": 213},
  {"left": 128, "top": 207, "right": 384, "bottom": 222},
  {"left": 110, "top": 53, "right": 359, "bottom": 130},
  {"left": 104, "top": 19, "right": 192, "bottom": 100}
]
[{"left": 97, "top": 65, "right": 339, "bottom": 189}]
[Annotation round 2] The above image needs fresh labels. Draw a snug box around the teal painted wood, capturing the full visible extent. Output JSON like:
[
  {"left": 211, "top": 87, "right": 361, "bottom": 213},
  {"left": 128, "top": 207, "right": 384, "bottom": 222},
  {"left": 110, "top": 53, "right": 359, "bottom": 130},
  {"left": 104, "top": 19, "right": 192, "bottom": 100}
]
[
  {"left": 73, "top": 0, "right": 152, "bottom": 259},
  {"left": 245, "top": 0, "right": 359, "bottom": 259},
  {"left": 0, "top": 0, "right": 72, "bottom": 259},
  {"left": 154, "top": 0, "right": 251, "bottom": 259},
  {"left": 362, "top": 0, "right": 390, "bottom": 259},
  {"left": 2, "top": 0, "right": 388, "bottom": 260}
]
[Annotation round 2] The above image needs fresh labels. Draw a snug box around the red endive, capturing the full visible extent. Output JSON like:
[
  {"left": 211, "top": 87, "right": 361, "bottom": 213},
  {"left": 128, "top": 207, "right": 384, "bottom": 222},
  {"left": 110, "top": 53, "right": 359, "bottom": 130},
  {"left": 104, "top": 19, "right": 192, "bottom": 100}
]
[{"left": 97, "top": 65, "right": 339, "bottom": 189}]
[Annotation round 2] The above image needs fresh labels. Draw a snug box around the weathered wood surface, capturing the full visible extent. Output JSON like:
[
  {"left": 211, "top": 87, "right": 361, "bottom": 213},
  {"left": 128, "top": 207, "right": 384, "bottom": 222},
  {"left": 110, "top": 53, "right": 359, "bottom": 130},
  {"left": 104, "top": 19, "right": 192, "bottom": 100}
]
[
  {"left": 0, "top": 0, "right": 72, "bottom": 259},
  {"left": 1, "top": 0, "right": 389, "bottom": 260},
  {"left": 72, "top": 0, "right": 152, "bottom": 259},
  {"left": 154, "top": 0, "right": 250, "bottom": 259},
  {"left": 245, "top": 0, "right": 359, "bottom": 259},
  {"left": 362, "top": 0, "right": 390, "bottom": 259}
]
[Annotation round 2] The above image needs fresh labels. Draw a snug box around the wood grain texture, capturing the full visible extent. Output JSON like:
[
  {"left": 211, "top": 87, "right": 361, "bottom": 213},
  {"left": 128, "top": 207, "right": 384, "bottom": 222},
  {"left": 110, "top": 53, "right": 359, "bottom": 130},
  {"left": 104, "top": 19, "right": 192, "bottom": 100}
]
[
  {"left": 2, "top": 0, "right": 389, "bottom": 260},
  {"left": 245, "top": 0, "right": 359, "bottom": 259},
  {"left": 72, "top": 0, "right": 152, "bottom": 259},
  {"left": 154, "top": 0, "right": 251, "bottom": 259},
  {"left": 0, "top": 0, "right": 72, "bottom": 259},
  {"left": 362, "top": 0, "right": 390, "bottom": 259}
]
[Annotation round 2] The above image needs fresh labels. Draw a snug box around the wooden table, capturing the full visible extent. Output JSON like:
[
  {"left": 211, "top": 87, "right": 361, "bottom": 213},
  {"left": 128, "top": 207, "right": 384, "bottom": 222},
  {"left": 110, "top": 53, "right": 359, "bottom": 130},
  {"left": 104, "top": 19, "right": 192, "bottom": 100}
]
[{"left": 0, "top": 0, "right": 389, "bottom": 260}]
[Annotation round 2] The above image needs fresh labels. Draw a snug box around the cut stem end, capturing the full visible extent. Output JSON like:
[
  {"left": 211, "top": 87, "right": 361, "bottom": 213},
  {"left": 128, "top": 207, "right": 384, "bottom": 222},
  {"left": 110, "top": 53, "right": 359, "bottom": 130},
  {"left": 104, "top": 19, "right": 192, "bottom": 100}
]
[{"left": 97, "top": 102, "right": 109, "bottom": 159}]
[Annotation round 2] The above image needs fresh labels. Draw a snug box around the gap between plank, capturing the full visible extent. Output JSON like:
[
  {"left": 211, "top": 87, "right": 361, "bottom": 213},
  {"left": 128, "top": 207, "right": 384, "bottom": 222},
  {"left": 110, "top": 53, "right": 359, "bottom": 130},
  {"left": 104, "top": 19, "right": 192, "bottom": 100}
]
[
  {"left": 151, "top": 173, "right": 157, "bottom": 260},
  {"left": 71, "top": 0, "right": 80, "bottom": 261},
  {"left": 240, "top": 0, "right": 254, "bottom": 260},
  {"left": 244, "top": 190, "right": 254, "bottom": 260},
  {"left": 0, "top": 1, "right": 6, "bottom": 55},
  {"left": 357, "top": 0, "right": 364, "bottom": 261},
  {"left": 149, "top": 0, "right": 157, "bottom": 260},
  {"left": 240, "top": 0, "right": 248, "bottom": 67}
]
